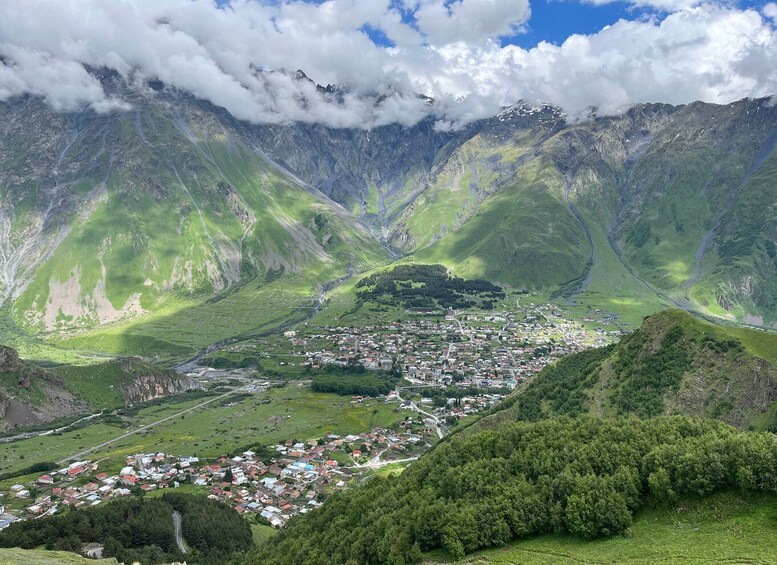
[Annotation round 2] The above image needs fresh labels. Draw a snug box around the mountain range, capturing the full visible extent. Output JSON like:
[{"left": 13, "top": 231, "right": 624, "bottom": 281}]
[{"left": 1, "top": 72, "right": 776, "bottom": 358}]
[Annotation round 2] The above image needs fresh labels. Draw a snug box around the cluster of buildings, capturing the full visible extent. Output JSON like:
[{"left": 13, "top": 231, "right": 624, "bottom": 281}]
[
  {"left": 0, "top": 460, "right": 107, "bottom": 529},
  {"left": 1, "top": 424, "right": 434, "bottom": 530},
  {"left": 0, "top": 303, "right": 623, "bottom": 535},
  {"left": 204, "top": 425, "right": 431, "bottom": 526},
  {"left": 294, "top": 305, "right": 615, "bottom": 389}
]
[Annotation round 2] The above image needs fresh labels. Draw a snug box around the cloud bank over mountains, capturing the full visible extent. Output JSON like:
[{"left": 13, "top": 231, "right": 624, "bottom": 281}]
[{"left": 0, "top": 0, "right": 775, "bottom": 129}]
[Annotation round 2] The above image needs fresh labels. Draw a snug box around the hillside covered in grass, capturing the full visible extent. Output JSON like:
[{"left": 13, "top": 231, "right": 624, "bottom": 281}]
[
  {"left": 503, "top": 309, "right": 777, "bottom": 430},
  {"left": 0, "top": 548, "right": 118, "bottom": 565},
  {"left": 251, "top": 416, "right": 777, "bottom": 564},
  {"left": 445, "top": 490, "right": 777, "bottom": 564},
  {"left": 51, "top": 356, "right": 200, "bottom": 409},
  {"left": 3, "top": 92, "right": 777, "bottom": 363},
  {"left": 0, "top": 89, "right": 388, "bottom": 360}
]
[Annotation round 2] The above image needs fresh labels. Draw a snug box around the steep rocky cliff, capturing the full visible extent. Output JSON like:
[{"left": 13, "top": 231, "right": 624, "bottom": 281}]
[
  {"left": 0, "top": 345, "right": 87, "bottom": 430},
  {"left": 0, "top": 345, "right": 201, "bottom": 430},
  {"left": 112, "top": 357, "right": 201, "bottom": 404}
]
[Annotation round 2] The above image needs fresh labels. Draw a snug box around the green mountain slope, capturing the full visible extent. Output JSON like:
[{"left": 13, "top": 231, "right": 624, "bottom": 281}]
[
  {"left": 0, "top": 90, "right": 388, "bottom": 359},
  {"left": 504, "top": 310, "right": 777, "bottom": 430},
  {"left": 0, "top": 345, "right": 87, "bottom": 430},
  {"left": 3, "top": 85, "right": 777, "bottom": 359},
  {"left": 251, "top": 416, "right": 777, "bottom": 564},
  {"left": 448, "top": 491, "right": 777, "bottom": 565},
  {"left": 415, "top": 157, "right": 592, "bottom": 289},
  {"left": 51, "top": 356, "right": 200, "bottom": 410},
  {"left": 258, "top": 98, "right": 776, "bottom": 326}
]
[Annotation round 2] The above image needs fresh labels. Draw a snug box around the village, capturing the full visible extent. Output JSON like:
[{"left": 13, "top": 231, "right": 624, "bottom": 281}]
[
  {"left": 0, "top": 410, "right": 458, "bottom": 531},
  {"left": 0, "top": 304, "right": 619, "bottom": 535},
  {"left": 285, "top": 304, "right": 618, "bottom": 390}
]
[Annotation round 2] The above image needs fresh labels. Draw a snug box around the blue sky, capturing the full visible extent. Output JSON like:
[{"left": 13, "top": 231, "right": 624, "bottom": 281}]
[
  {"left": 507, "top": 0, "right": 650, "bottom": 47},
  {"left": 213, "top": 0, "right": 659, "bottom": 49},
  {"left": 212, "top": 0, "right": 650, "bottom": 48}
]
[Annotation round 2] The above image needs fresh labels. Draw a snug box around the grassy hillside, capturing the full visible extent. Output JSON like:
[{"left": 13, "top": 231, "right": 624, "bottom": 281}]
[
  {"left": 0, "top": 345, "right": 88, "bottom": 431},
  {"left": 251, "top": 416, "right": 777, "bottom": 564},
  {"left": 4, "top": 94, "right": 776, "bottom": 358},
  {"left": 0, "top": 548, "right": 118, "bottom": 565},
  {"left": 443, "top": 491, "right": 777, "bottom": 564},
  {"left": 505, "top": 309, "right": 777, "bottom": 430},
  {"left": 378, "top": 99, "right": 777, "bottom": 327},
  {"left": 0, "top": 344, "right": 198, "bottom": 431},
  {"left": 0, "top": 96, "right": 387, "bottom": 359},
  {"left": 415, "top": 161, "right": 592, "bottom": 290},
  {"left": 52, "top": 356, "right": 198, "bottom": 409}
]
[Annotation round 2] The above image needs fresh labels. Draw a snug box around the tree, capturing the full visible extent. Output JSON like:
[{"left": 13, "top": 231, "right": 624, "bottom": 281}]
[{"left": 648, "top": 467, "right": 675, "bottom": 502}]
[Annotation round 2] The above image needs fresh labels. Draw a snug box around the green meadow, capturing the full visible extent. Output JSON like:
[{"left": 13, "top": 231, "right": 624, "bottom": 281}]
[
  {"left": 435, "top": 491, "right": 777, "bottom": 565},
  {"left": 0, "top": 385, "right": 404, "bottom": 477}
]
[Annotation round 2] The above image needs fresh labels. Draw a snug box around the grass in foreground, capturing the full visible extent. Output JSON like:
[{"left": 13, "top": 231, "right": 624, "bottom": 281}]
[
  {"left": 437, "top": 491, "right": 777, "bottom": 564},
  {"left": 0, "top": 548, "right": 117, "bottom": 564}
]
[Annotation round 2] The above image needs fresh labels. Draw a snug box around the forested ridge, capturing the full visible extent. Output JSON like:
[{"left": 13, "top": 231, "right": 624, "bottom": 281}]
[
  {"left": 511, "top": 309, "right": 777, "bottom": 429},
  {"left": 250, "top": 416, "right": 777, "bottom": 564}
]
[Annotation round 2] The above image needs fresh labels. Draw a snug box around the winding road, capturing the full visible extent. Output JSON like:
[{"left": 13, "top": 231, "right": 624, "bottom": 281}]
[
  {"left": 395, "top": 389, "right": 445, "bottom": 439},
  {"left": 172, "top": 511, "right": 187, "bottom": 555}
]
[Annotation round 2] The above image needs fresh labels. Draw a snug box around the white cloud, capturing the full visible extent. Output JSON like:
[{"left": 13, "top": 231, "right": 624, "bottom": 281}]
[
  {"left": 0, "top": 0, "right": 775, "bottom": 129},
  {"left": 578, "top": 0, "right": 702, "bottom": 12},
  {"left": 764, "top": 3, "right": 777, "bottom": 21},
  {"left": 414, "top": 0, "right": 532, "bottom": 46}
]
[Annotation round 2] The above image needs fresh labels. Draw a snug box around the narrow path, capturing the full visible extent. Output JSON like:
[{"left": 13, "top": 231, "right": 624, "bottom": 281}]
[
  {"left": 56, "top": 386, "right": 248, "bottom": 464},
  {"left": 172, "top": 511, "right": 187, "bottom": 555},
  {"left": 350, "top": 456, "right": 419, "bottom": 470},
  {"left": 396, "top": 389, "right": 445, "bottom": 439}
]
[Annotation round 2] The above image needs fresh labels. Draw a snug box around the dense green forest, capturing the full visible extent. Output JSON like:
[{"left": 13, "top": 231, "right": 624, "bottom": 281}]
[
  {"left": 355, "top": 264, "right": 505, "bottom": 310},
  {"left": 511, "top": 345, "right": 614, "bottom": 421},
  {"left": 309, "top": 364, "right": 401, "bottom": 396},
  {"left": 0, "top": 492, "right": 252, "bottom": 565},
  {"left": 251, "top": 416, "right": 777, "bottom": 564}
]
